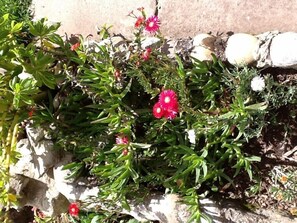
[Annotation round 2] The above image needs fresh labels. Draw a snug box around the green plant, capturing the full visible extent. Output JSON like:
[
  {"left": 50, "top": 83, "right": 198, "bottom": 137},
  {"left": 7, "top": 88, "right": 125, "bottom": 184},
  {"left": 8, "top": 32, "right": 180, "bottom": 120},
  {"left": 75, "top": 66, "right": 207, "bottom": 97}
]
[
  {"left": 270, "top": 166, "right": 297, "bottom": 202},
  {"left": 2, "top": 7, "right": 297, "bottom": 223},
  {"left": 0, "top": 0, "right": 32, "bottom": 23},
  {"left": 0, "top": 14, "right": 68, "bottom": 222},
  {"left": 44, "top": 10, "right": 289, "bottom": 222}
]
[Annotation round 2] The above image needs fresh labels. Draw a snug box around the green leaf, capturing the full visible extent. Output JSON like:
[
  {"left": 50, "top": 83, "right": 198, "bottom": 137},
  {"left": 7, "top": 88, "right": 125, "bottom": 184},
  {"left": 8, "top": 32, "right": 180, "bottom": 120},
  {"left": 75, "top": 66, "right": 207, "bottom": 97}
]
[
  {"left": 245, "top": 102, "right": 267, "bottom": 111},
  {"left": 10, "top": 21, "right": 22, "bottom": 33},
  {"left": 90, "top": 215, "right": 101, "bottom": 223},
  {"left": 130, "top": 142, "right": 151, "bottom": 149}
]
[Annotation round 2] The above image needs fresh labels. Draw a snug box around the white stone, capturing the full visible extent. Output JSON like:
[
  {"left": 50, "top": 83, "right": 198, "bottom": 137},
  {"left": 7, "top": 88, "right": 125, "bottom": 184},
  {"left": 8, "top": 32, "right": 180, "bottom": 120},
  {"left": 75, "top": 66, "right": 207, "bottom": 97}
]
[
  {"left": 225, "top": 33, "right": 259, "bottom": 66},
  {"left": 53, "top": 154, "right": 99, "bottom": 202},
  {"left": 26, "top": 126, "right": 46, "bottom": 146},
  {"left": 270, "top": 32, "right": 297, "bottom": 68},
  {"left": 141, "top": 37, "right": 161, "bottom": 49},
  {"left": 191, "top": 46, "right": 214, "bottom": 61},
  {"left": 192, "top": 34, "right": 216, "bottom": 49},
  {"left": 191, "top": 34, "right": 216, "bottom": 61},
  {"left": 10, "top": 138, "right": 68, "bottom": 216}
]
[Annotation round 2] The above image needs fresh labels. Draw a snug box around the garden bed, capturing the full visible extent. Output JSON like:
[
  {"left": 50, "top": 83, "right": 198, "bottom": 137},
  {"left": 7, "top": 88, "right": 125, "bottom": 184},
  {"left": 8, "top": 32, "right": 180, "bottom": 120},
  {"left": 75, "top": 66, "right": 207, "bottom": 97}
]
[{"left": 1, "top": 2, "right": 297, "bottom": 223}]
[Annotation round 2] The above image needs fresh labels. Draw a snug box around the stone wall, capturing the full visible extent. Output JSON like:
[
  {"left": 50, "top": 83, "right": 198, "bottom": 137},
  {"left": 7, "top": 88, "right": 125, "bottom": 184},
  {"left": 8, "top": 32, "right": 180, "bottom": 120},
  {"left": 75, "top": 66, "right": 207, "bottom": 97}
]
[{"left": 31, "top": 0, "right": 297, "bottom": 39}]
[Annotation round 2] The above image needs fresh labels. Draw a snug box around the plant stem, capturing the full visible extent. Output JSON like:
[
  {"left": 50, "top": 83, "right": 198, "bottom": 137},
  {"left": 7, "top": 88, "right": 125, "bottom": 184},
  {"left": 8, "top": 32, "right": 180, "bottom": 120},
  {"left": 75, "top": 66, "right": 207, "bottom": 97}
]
[{"left": 4, "top": 112, "right": 19, "bottom": 212}]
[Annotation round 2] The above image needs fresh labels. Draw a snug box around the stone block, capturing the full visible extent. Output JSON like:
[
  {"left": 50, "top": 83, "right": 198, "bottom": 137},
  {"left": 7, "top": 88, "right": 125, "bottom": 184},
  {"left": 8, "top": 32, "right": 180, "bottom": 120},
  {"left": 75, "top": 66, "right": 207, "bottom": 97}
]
[
  {"left": 158, "top": 0, "right": 297, "bottom": 38},
  {"left": 31, "top": 0, "right": 156, "bottom": 38}
]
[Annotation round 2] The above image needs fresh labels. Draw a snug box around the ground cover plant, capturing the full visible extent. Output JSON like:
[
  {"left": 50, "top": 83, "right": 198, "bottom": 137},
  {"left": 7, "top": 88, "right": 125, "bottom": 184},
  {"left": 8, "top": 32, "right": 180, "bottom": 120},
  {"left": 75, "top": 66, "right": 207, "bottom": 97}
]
[{"left": 0, "top": 6, "right": 297, "bottom": 223}]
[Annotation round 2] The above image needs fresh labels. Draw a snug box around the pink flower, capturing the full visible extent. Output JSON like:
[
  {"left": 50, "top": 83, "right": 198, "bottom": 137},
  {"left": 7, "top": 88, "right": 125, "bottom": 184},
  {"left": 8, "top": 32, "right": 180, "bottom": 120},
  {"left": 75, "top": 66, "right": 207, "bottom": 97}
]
[
  {"left": 153, "top": 102, "right": 164, "bottom": 119},
  {"left": 163, "top": 106, "right": 179, "bottom": 120},
  {"left": 152, "top": 89, "right": 179, "bottom": 120},
  {"left": 116, "top": 135, "right": 129, "bottom": 145},
  {"left": 135, "top": 16, "right": 145, "bottom": 28},
  {"left": 159, "top": 90, "right": 178, "bottom": 110},
  {"left": 68, "top": 202, "right": 79, "bottom": 217},
  {"left": 142, "top": 48, "right": 152, "bottom": 61},
  {"left": 145, "top": 15, "right": 160, "bottom": 34},
  {"left": 70, "top": 42, "right": 80, "bottom": 51}
]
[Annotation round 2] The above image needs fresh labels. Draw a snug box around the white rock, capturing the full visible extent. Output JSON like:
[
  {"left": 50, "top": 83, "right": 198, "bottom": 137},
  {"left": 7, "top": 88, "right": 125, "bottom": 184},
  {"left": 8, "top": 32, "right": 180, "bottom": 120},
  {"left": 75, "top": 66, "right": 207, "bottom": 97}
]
[
  {"left": 53, "top": 154, "right": 99, "bottom": 202},
  {"left": 191, "top": 34, "right": 216, "bottom": 61},
  {"left": 10, "top": 138, "right": 68, "bottom": 216},
  {"left": 26, "top": 126, "right": 46, "bottom": 146},
  {"left": 192, "top": 34, "right": 216, "bottom": 50},
  {"left": 191, "top": 46, "right": 214, "bottom": 61},
  {"left": 141, "top": 37, "right": 161, "bottom": 49},
  {"left": 225, "top": 33, "right": 259, "bottom": 66},
  {"left": 270, "top": 32, "right": 297, "bottom": 68}
]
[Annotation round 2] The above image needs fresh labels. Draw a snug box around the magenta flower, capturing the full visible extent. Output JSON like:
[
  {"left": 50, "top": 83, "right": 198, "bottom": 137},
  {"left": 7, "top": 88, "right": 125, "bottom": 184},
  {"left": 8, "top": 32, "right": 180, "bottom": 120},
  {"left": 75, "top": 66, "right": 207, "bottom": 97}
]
[
  {"left": 152, "top": 89, "right": 179, "bottom": 120},
  {"left": 159, "top": 90, "right": 178, "bottom": 110},
  {"left": 116, "top": 135, "right": 129, "bottom": 145},
  {"left": 145, "top": 15, "right": 160, "bottom": 34},
  {"left": 163, "top": 106, "right": 179, "bottom": 120},
  {"left": 68, "top": 202, "right": 79, "bottom": 217},
  {"left": 153, "top": 102, "right": 164, "bottom": 119}
]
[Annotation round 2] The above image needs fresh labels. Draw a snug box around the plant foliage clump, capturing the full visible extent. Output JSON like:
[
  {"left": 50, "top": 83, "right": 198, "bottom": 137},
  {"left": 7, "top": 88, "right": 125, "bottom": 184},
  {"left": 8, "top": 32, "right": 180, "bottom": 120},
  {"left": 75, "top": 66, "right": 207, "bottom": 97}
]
[{"left": 1, "top": 8, "right": 297, "bottom": 223}]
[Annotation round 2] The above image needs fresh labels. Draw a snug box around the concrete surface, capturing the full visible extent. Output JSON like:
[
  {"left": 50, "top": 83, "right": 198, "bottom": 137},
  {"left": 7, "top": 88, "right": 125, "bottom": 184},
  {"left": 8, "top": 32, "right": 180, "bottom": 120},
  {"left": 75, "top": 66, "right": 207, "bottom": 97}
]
[
  {"left": 31, "top": 0, "right": 156, "bottom": 38},
  {"left": 158, "top": 0, "right": 297, "bottom": 37},
  {"left": 31, "top": 0, "right": 297, "bottom": 39}
]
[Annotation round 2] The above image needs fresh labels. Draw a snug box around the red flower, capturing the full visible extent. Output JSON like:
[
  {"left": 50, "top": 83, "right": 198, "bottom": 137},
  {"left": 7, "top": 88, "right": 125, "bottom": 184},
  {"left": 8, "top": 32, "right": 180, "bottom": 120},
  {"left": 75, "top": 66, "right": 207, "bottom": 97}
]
[
  {"left": 116, "top": 135, "right": 129, "bottom": 145},
  {"left": 68, "top": 202, "right": 79, "bottom": 217},
  {"left": 28, "top": 108, "right": 35, "bottom": 118},
  {"left": 159, "top": 90, "right": 178, "bottom": 110},
  {"left": 153, "top": 102, "right": 164, "bottom": 119},
  {"left": 152, "top": 90, "right": 179, "bottom": 120},
  {"left": 135, "top": 16, "right": 145, "bottom": 28},
  {"left": 142, "top": 48, "right": 152, "bottom": 61},
  {"left": 163, "top": 106, "right": 179, "bottom": 120},
  {"left": 145, "top": 15, "right": 160, "bottom": 34},
  {"left": 70, "top": 42, "right": 80, "bottom": 51}
]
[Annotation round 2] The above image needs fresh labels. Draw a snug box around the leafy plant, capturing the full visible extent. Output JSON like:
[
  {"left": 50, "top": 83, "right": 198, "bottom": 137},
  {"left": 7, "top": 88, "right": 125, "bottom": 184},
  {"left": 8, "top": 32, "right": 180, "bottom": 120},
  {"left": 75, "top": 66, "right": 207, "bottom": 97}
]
[
  {"left": 270, "top": 166, "right": 297, "bottom": 202},
  {"left": 0, "top": 13, "right": 66, "bottom": 222},
  {"left": 0, "top": 0, "right": 32, "bottom": 23},
  {"left": 45, "top": 10, "right": 287, "bottom": 222},
  {"left": 2, "top": 6, "right": 297, "bottom": 223}
]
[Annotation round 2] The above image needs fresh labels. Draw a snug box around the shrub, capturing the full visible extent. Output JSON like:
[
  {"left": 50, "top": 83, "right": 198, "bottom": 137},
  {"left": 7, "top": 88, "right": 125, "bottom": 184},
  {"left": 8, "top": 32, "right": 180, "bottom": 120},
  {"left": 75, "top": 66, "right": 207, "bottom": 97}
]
[{"left": 1, "top": 8, "right": 297, "bottom": 223}]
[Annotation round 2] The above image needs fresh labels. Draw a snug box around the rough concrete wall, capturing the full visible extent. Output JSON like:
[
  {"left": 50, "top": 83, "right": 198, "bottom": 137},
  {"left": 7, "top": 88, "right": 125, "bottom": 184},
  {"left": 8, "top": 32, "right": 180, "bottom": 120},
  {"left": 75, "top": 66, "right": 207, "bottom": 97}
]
[
  {"left": 158, "top": 0, "right": 297, "bottom": 37},
  {"left": 32, "top": 0, "right": 297, "bottom": 38},
  {"left": 31, "top": 0, "right": 156, "bottom": 38}
]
